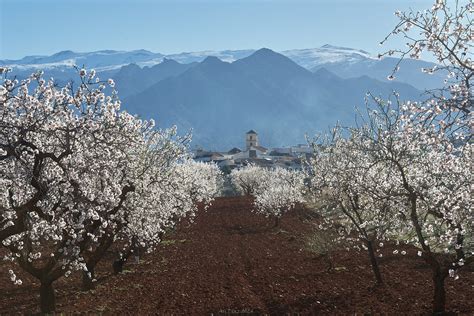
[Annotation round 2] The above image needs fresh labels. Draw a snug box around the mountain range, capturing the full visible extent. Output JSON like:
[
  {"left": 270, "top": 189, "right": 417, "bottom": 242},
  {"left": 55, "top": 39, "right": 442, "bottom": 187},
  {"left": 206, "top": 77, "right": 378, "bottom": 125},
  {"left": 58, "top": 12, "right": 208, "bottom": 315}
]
[
  {"left": 1, "top": 45, "right": 444, "bottom": 91},
  {"left": 122, "top": 49, "right": 421, "bottom": 149},
  {"left": 2, "top": 46, "right": 437, "bottom": 149}
]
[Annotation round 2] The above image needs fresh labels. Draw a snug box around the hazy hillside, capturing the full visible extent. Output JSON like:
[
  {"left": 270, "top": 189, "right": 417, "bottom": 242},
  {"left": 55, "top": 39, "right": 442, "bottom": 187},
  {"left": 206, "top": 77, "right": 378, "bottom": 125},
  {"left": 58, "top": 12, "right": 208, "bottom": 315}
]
[
  {"left": 2, "top": 47, "right": 424, "bottom": 149},
  {"left": 113, "top": 59, "right": 197, "bottom": 99},
  {"left": 311, "top": 56, "right": 445, "bottom": 91},
  {"left": 124, "top": 49, "right": 421, "bottom": 150}
]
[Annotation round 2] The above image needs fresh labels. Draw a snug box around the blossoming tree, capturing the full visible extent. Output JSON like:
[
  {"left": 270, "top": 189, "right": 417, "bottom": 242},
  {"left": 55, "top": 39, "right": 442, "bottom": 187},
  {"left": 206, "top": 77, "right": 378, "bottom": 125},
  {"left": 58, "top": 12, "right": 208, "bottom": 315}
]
[
  {"left": 307, "top": 128, "right": 398, "bottom": 285},
  {"left": 231, "top": 164, "right": 305, "bottom": 226},
  {"left": 380, "top": 0, "right": 472, "bottom": 117},
  {"left": 377, "top": 1, "right": 473, "bottom": 311},
  {"left": 97, "top": 158, "right": 223, "bottom": 281},
  {"left": 0, "top": 68, "right": 222, "bottom": 312},
  {"left": 253, "top": 167, "right": 306, "bottom": 227},
  {"left": 358, "top": 99, "right": 472, "bottom": 314},
  {"left": 308, "top": 97, "right": 471, "bottom": 310},
  {"left": 307, "top": 1, "right": 472, "bottom": 310},
  {"left": 230, "top": 164, "right": 268, "bottom": 196}
]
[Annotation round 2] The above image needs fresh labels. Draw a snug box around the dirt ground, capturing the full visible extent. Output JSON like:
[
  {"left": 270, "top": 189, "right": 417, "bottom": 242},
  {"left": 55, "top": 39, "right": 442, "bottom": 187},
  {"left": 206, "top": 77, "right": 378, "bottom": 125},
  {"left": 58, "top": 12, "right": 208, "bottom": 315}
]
[{"left": 1, "top": 196, "right": 473, "bottom": 315}]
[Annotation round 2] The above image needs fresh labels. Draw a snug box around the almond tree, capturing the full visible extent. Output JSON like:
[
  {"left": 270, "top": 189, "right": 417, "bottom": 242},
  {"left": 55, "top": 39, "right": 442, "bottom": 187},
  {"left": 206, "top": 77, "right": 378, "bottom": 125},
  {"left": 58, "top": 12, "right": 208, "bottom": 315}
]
[
  {"left": 253, "top": 167, "right": 305, "bottom": 227},
  {"left": 357, "top": 98, "right": 472, "bottom": 314},
  {"left": 380, "top": 0, "right": 472, "bottom": 118},
  {"left": 80, "top": 129, "right": 191, "bottom": 286},
  {"left": 107, "top": 159, "right": 223, "bottom": 277},
  {"left": 0, "top": 68, "right": 147, "bottom": 312},
  {"left": 0, "top": 68, "right": 220, "bottom": 313},
  {"left": 231, "top": 164, "right": 305, "bottom": 226},
  {"left": 376, "top": 1, "right": 473, "bottom": 312},
  {"left": 230, "top": 164, "right": 267, "bottom": 196},
  {"left": 173, "top": 160, "right": 224, "bottom": 210},
  {"left": 308, "top": 96, "right": 472, "bottom": 307},
  {"left": 307, "top": 128, "right": 397, "bottom": 285}
]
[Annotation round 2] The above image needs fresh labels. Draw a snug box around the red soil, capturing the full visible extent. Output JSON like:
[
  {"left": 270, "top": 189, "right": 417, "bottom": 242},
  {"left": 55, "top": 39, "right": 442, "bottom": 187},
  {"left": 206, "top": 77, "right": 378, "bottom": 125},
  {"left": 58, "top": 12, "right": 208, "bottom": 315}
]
[{"left": 1, "top": 196, "right": 473, "bottom": 315}]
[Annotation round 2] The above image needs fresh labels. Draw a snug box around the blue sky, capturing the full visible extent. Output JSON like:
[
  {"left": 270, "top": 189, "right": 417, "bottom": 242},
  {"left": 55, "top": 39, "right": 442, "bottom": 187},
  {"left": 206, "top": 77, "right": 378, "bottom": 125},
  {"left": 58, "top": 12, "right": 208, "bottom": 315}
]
[{"left": 1, "top": 0, "right": 433, "bottom": 60}]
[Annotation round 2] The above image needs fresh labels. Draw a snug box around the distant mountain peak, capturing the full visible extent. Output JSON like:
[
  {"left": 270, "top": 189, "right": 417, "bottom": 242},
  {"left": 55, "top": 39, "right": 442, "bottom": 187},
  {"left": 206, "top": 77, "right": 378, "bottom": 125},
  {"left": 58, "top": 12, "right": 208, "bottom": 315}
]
[
  {"left": 94, "top": 49, "right": 120, "bottom": 54},
  {"left": 201, "top": 56, "right": 225, "bottom": 65},
  {"left": 1, "top": 47, "right": 436, "bottom": 91},
  {"left": 254, "top": 47, "right": 274, "bottom": 55},
  {"left": 241, "top": 48, "right": 294, "bottom": 64},
  {"left": 161, "top": 58, "right": 180, "bottom": 65},
  {"left": 252, "top": 48, "right": 283, "bottom": 57},
  {"left": 123, "top": 48, "right": 421, "bottom": 149},
  {"left": 53, "top": 50, "right": 75, "bottom": 57},
  {"left": 131, "top": 49, "right": 155, "bottom": 55},
  {"left": 121, "top": 63, "right": 141, "bottom": 70}
]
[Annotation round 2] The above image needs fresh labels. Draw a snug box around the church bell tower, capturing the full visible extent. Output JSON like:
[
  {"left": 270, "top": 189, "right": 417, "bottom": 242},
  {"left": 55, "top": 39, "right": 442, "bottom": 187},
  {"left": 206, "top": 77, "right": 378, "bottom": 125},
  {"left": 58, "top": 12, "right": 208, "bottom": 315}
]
[{"left": 246, "top": 130, "right": 258, "bottom": 150}]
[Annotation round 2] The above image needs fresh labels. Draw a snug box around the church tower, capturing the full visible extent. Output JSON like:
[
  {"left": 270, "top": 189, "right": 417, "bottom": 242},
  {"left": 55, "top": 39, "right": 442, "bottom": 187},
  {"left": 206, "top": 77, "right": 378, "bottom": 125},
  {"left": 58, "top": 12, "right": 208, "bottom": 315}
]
[{"left": 246, "top": 130, "right": 258, "bottom": 150}]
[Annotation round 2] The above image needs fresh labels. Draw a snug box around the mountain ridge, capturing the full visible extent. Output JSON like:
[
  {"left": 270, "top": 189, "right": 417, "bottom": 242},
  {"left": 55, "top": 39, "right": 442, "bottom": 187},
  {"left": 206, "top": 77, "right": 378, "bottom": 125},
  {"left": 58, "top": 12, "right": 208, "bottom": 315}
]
[
  {"left": 122, "top": 49, "right": 421, "bottom": 150},
  {"left": 1, "top": 45, "right": 443, "bottom": 91},
  {"left": 1, "top": 47, "right": 427, "bottom": 150}
]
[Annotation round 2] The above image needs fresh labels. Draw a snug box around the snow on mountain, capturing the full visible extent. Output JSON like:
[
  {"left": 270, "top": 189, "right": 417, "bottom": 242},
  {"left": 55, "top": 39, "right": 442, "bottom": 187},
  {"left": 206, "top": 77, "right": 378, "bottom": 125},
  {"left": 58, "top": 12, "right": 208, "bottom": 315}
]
[
  {"left": 0, "top": 49, "right": 164, "bottom": 72},
  {"left": 1, "top": 45, "right": 375, "bottom": 72},
  {"left": 123, "top": 48, "right": 421, "bottom": 149},
  {"left": 282, "top": 44, "right": 375, "bottom": 69},
  {"left": 165, "top": 49, "right": 255, "bottom": 64},
  {"left": 1, "top": 45, "right": 441, "bottom": 90}
]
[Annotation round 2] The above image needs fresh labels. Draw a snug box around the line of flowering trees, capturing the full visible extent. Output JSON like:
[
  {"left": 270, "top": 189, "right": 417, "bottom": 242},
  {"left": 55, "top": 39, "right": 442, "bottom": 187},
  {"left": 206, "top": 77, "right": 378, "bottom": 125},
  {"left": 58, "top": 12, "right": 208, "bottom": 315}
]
[
  {"left": 306, "top": 1, "right": 472, "bottom": 314},
  {"left": 230, "top": 164, "right": 305, "bottom": 226},
  {"left": 307, "top": 100, "right": 472, "bottom": 310},
  {"left": 0, "top": 68, "right": 222, "bottom": 313}
]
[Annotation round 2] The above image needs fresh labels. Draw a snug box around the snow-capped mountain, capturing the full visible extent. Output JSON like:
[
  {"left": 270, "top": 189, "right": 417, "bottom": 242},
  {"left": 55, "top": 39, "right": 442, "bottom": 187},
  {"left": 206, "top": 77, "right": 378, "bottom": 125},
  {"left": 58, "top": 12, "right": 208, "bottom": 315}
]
[
  {"left": 1, "top": 45, "right": 443, "bottom": 91},
  {"left": 0, "top": 49, "right": 164, "bottom": 71},
  {"left": 0, "top": 45, "right": 373, "bottom": 71},
  {"left": 0, "top": 47, "right": 427, "bottom": 149},
  {"left": 122, "top": 48, "right": 421, "bottom": 149},
  {"left": 164, "top": 49, "right": 255, "bottom": 64},
  {"left": 282, "top": 44, "right": 375, "bottom": 69}
]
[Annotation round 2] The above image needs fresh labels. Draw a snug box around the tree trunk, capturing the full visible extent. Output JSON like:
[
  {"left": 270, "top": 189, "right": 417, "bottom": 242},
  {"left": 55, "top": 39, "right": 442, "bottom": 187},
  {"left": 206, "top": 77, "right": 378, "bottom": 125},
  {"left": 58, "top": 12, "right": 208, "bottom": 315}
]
[
  {"left": 82, "top": 235, "right": 114, "bottom": 290},
  {"left": 40, "top": 280, "right": 55, "bottom": 314},
  {"left": 113, "top": 238, "right": 140, "bottom": 274},
  {"left": 274, "top": 216, "right": 280, "bottom": 228},
  {"left": 82, "top": 265, "right": 95, "bottom": 291},
  {"left": 366, "top": 240, "right": 383, "bottom": 285},
  {"left": 113, "top": 249, "right": 132, "bottom": 274},
  {"left": 113, "top": 258, "right": 125, "bottom": 274},
  {"left": 324, "top": 253, "right": 333, "bottom": 272},
  {"left": 432, "top": 268, "right": 447, "bottom": 315},
  {"left": 134, "top": 246, "right": 140, "bottom": 264}
]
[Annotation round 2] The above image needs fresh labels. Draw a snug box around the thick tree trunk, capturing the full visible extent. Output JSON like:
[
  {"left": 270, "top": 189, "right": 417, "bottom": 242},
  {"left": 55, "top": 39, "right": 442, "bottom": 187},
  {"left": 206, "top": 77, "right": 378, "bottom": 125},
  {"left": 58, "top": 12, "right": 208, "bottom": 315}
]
[
  {"left": 432, "top": 268, "right": 447, "bottom": 315},
  {"left": 82, "top": 235, "right": 114, "bottom": 290},
  {"left": 82, "top": 265, "right": 95, "bottom": 291},
  {"left": 39, "top": 280, "right": 55, "bottom": 314},
  {"left": 408, "top": 193, "right": 448, "bottom": 314},
  {"left": 113, "top": 238, "right": 140, "bottom": 274},
  {"left": 366, "top": 240, "right": 383, "bottom": 285},
  {"left": 113, "top": 249, "right": 132, "bottom": 274},
  {"left": 113, "top": 258, "right": 126, "bottom": 274}
]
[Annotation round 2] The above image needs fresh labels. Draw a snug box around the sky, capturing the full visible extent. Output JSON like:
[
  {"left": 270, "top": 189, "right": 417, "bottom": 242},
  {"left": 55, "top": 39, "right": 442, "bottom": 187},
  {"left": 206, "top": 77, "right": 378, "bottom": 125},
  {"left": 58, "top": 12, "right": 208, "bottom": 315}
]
[{"left": 0, "top": 0, "right": 434, "bottom": 60}]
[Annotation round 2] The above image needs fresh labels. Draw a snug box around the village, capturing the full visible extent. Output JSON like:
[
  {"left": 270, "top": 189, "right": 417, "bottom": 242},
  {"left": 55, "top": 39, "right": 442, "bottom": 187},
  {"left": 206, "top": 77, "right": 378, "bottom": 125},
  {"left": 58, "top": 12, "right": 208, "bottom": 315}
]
[{"left": 193, "top": 130, "right": 313, "bottom": 172}]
